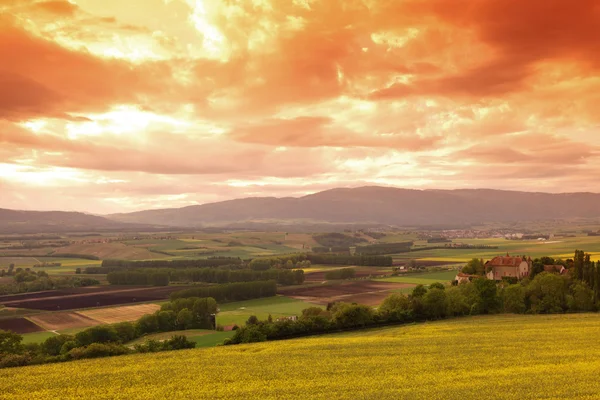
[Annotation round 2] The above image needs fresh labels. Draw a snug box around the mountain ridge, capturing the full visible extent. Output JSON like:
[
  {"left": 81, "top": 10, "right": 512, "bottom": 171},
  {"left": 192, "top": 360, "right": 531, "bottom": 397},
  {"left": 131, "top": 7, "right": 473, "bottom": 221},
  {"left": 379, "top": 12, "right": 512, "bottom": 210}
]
[{"left": 105, "top": 187, "right": 600, "bottom": 228}]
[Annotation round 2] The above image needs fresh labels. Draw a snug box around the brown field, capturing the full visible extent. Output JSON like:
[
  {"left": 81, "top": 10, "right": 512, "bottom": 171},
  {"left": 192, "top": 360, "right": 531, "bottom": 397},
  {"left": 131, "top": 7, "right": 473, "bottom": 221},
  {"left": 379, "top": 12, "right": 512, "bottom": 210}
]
[
  {"left": 0, "top": 317, "right": 44, "bottom": 334},
  {"left": 29, "top": 312, "right": 100, "bottom": 331},
  {"left": 281, "top": 281, "right": 414, "bottom": 306},
  {"left": 78, "top": 303, "right": 161, "bottom": 324},
  {"left": 304, "top": 268, "right": 392, "bottom": 282},
  {"left": 0, "top": 285, "right": 191, "bottom": 311}
]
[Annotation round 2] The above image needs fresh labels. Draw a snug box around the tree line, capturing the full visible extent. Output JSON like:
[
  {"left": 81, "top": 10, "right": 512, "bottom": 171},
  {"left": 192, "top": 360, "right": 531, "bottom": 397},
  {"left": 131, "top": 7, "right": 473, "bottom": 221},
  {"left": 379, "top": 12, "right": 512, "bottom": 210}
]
[
  {"left": 227, "top": 265, "right": 600, "bottom": 345},
  {"left": 0, "top": 270, "right": 99, "bottom": 296},
  {"left": 107, "top": 268, "right": 305, "bottom": 286},
  {"left": 324, "top": 268, "right": 356, "bottom": 280},
  {"left": 101, "top": 257, "right": 242, "bottom": 269},
  {"left": 170, "top": 280, "right": 277, "bottom": 301},
  {"left": 248, "top": 254, "right": 311, "bottom": 271},
  {"left": 0, "top": 296, "right": 218, "bottom": 368},
  {"left": 306, "top": 254, "right": 392, "bottom": 266}
]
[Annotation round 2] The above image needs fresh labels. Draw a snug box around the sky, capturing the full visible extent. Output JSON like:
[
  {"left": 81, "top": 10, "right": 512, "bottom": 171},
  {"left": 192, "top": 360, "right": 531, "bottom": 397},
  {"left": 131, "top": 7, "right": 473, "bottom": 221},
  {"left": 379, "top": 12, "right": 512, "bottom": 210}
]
[{"left": 1, "top": 0, "right": 599, "bottom": 213}]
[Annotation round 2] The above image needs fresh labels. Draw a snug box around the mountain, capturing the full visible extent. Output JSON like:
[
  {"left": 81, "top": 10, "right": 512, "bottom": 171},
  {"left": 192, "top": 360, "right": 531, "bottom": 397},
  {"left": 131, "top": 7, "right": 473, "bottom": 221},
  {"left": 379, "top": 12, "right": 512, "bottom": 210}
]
[
  {"left": 107, "top": 187, "right": 600, "bottom": 229},
  {"left": 0, "top": 209, "right": 157, "bottom": 233}
]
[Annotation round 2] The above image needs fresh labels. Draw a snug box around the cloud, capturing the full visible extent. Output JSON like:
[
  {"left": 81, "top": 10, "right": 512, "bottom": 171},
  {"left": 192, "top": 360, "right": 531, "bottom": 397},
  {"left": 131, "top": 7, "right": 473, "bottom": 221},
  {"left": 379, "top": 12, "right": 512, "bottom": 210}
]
[
  {"left": 0, "top": 0, "right": 599, "bottom": 212},
  {"left": 0, "top": 17, "right": 172, "bottom": 120}
]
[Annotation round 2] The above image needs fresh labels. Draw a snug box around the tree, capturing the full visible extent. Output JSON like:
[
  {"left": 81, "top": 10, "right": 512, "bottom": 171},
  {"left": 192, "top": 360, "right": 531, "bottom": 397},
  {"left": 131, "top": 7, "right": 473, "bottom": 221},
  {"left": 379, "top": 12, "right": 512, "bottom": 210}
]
[
  {"left": 75, "top": 325, "right": 119, "bottom": 346},
  {"left": 412, "top": 284, "right": 427, "bottom": 298},
  {"left": 332, "top": 303, "right": 375, "bottom": 328},
  {"left": 526, "top": 272, "right": 568, "bottom": 314},
  {"left": 246, "top": 315, "right": 259, "bottom": 325},
  {"left": 429, "top": 282, "right": 445, "bottom": 290},
  {"left": 378, "top": 294, "right": 411, "bottom": 321},
  {"left": 112, "top": 322, "right": 137, "bottom": 343},
  {"left": 162, "top": 335, "right": 196, "bottom": 350},
  {"left": 0, "top": 330, "right": 23, "bottom": 354},
  {"left": 502, "top": 284, "right": 526, "bottom": 314},
  {"left": 157, "top": 310, "right": 177, "bottom": 332},
  {"left": 462, "top": 258, "right": 485, "bottom": 275},
  {"left": 75, "top": 268, "right": 82, "bottom": 274},
  {"left": 423, "top": 288, "right": 447, "bottom": 319},
  {"left": 176, "top": 308, "right": 194, "bottom": 330},
  {"left": 235, "top": 326, "right": 267, "bottom": 343},
  {"left": 567, "top": 282, "right": 595, "bottom": 312},
  {"left": 136, "top": 314, "right": 160, "bottom": 335},
  {"left": 473, "top": 278, "right": 500, "bottom": 314},
  {"left": 41, "top": 334, "right": 74, "bottom": 356},
  {"left": 445, "top": 286, "right": 469, "bottom": 316}
]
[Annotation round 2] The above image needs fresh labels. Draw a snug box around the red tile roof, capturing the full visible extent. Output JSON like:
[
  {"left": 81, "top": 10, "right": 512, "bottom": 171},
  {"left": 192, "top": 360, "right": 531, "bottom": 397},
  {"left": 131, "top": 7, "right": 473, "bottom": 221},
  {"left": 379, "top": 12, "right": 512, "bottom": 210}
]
[{"left": 487, "top": 256, "right": 524, "bottom": 267}]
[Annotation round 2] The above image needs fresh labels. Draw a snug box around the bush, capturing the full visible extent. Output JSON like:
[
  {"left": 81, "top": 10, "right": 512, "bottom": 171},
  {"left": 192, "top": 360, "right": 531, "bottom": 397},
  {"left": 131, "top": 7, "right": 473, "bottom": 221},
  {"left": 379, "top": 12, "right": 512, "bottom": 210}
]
[
  {"left": 332, "top": 303, "right": 375, "bottom": 329},
  {"left": 502, "top": 284, "right": 526, "bottom": 314},
  {"left": 233, "top": 326, "right": 267, "bottom": 343},
  {"left": 162, "top": 335, "right": 196, "bottom": 350},
  {"left": 324, "top": 268, "right": 356, "bottom": 280},
  {"left": 0, "top": 354, "right": 31, "bottom": 368},
  {"left": 112, "top": 322, "right": 137, "bottom": 343},
  {"left": 68, "top": 343, "right": 130, "bottom": 360},
  {"left": 75, "top": 325, "right": 119, "bottom": 346},
  {"left": 41, "top": 335, "right": 75, "bottom": 356}
]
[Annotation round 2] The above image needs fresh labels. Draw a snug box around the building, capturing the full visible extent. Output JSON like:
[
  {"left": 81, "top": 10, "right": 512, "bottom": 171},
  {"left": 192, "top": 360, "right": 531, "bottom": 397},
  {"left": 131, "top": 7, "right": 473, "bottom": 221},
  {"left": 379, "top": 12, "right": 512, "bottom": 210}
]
[
  {"left": 455, "top": 272, "right": 478, "bottom": 284},
  {"left": 543, "top": 265, "right": 567, "bottom": 275},
  {"left": 485, "top": 255, "right": 532, "bottom": 281}
]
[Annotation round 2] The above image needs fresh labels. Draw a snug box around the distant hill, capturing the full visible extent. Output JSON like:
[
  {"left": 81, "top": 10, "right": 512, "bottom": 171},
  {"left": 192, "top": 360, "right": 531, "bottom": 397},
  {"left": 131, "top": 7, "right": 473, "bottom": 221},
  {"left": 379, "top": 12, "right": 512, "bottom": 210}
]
[
  {"left": 107, "top": 187, "right": 600, "bottom": 229},
  {"left": 0, "top": 209, "right": 155, "bottom": 233}
]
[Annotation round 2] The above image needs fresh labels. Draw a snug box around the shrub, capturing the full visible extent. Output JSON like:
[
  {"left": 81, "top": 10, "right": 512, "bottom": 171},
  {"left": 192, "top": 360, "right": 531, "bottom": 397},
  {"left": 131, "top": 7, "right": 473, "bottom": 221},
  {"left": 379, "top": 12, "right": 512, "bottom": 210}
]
[{"left": 68, "top": 343, "right": 130, "bottom": 360}]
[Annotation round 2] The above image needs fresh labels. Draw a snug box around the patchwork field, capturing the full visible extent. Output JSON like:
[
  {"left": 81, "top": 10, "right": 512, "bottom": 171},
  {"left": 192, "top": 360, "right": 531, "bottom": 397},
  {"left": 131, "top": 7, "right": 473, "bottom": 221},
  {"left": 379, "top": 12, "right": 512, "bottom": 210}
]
[
  {"left": 216, "top": 296, "right": 319, "bottom": 327},
  {"left": 0, "top": 286, "right": 191, "bottom": 311},
  {"left": 126, "top": 329, "right": 235, "bottom": 348},
  {"left": 0, "top": 317, "right": 43, "bottom": 334},
  {"left": 280, "top": 281, "right": 414, "bottom": 306},
  {"left": 376, "top": 270, "right": 459, "bottom": 285},
  {"left": 78, "top": 304, "right": 161, "bottom": 324},
  {"left": 5, "top": 314, "right": 600, "bottom": 399},
  {"left": 304, "top": 267, "right": 392, "bottom": 282},
  {"left": 29, "top": 312, "right": 99, "bottom": 331},
  {"left": 394, "top": 236, "right": 600, "bottom": 264}
]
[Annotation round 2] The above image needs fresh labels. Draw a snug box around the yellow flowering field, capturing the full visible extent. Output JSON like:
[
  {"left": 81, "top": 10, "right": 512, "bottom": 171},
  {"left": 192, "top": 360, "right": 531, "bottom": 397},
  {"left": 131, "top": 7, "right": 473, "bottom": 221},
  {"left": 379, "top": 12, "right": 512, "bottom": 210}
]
[{"left": 4, "top": 314, "right": 600, "bottom": 399}]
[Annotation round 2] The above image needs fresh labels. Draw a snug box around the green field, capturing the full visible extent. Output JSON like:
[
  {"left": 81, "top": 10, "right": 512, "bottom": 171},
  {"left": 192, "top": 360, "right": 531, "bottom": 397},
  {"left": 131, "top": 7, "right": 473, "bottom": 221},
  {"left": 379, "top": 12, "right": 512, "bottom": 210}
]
[
  {"left": 5, "top": 314, "right": 600, "bottom": 399},
  {"left": 21, "top": 331, "right": 58, "bottom": 344},
  {"left": 0, "top": 256, "right": 102, "bottom": 273},
  {"left": 127, "top": 329, "right": 235, "bottom": 348},
  {"left": 216, "top": 296, "right": 319, "bottom": 327},
  {"left": 377, "top": 270, "right": 459, "bottom": 285},
  {"left": 394, "top": 236, "right": 600, "bottom": 263}
]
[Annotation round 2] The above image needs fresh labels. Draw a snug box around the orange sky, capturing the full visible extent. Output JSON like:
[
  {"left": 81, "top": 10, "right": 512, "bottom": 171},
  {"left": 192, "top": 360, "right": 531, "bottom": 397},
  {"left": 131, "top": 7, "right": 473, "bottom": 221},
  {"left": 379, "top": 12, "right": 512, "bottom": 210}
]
[{"left": 1, "top": 0, "right": 599, "bottom": 213}]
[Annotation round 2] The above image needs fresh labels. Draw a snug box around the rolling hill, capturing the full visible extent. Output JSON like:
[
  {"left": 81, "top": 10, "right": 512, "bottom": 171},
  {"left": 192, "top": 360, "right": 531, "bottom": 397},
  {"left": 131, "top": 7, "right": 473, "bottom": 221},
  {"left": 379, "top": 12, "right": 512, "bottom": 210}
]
[
  {"left": 4, "top": 314, "right": 600, "bottom": 399},
  {"left": 0, "top": 208, "right": 155, "bottom": 233},
  {"left": 107, "top": 187, "right": 600, "bottom": 229}
]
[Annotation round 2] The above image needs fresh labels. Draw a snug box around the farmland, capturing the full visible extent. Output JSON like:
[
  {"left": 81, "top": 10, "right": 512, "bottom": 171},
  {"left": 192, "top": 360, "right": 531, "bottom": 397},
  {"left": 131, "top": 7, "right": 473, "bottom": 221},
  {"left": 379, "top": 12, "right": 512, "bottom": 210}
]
[
  {"left": 0, "top": 286, "right": 190, "bottom": 311},
  {"left": 216, "top": 296, "right": 319, "bottom": 327},
  {"left": 280, "top": 281, "right": 414, "bottom": 306},
  {"left": 78, "top": 304, "right": 161, "bottom": 324},
  {"left": 4, "top": 314, "right": 600, "bottom": 399},
  {"left": 376, "top": 270, "right": 459, "bottom": 285}
]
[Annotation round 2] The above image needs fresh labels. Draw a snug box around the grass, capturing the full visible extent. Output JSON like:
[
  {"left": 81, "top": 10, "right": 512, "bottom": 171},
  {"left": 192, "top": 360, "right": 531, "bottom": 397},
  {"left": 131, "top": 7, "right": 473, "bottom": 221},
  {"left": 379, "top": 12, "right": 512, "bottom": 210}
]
[
  {"left": 21, "top": 331, "right": 58, "bottom": 344},
  {"left": 394, "top": 236, "right": 600, "bottom": 263},
  {"left": 193, "top": 331, "right": 235, "bottom": 347},
  {"left": 216, "top": 296, "right": 320, "bottom": 327},
  {"left": 0, "top": 307, "right": 38, "bottom": 318},
  {"left": 6, "top": 314, "right": 600, "bottom": 399},
  {"left": 376, "top": 270, "right": 458, "bottom": 285}
]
